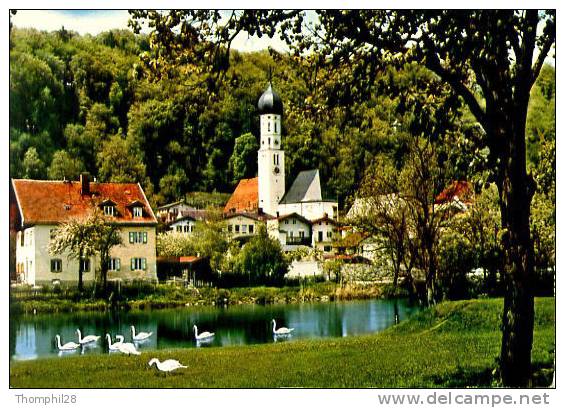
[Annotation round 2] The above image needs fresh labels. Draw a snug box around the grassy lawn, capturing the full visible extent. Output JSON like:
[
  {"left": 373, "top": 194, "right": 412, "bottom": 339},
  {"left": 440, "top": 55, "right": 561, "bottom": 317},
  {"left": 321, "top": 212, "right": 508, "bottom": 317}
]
[{"left": 9, "top": 297, "right": 554, "bottom": 388}]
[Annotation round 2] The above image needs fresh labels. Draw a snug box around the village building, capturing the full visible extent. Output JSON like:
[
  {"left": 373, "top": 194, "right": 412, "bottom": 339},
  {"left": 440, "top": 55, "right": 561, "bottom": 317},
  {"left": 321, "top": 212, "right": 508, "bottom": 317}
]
[
  {"left": 311, "top": 214, "right": 338, "bottom": 253},
  {"left": 224, "top": 82, "right": 339, "bottom": 249},
  {"left": 225, "top": 211, "right": 274, "bottom": 239},
  {"left": 10, "top": 174, "right": 158, "bottom": 286}
]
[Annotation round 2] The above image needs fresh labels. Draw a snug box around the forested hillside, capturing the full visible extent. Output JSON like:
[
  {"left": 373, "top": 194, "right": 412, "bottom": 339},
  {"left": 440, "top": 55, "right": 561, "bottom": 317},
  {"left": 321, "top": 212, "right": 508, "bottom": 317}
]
[{"left": 9, "top": 27, "right": 554, "bottom": 209}]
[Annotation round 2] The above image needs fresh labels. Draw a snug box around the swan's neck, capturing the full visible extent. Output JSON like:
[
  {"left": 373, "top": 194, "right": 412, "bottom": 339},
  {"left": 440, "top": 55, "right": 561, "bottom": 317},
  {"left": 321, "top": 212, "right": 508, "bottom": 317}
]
[
  {"left": 194, "top": 327, "right": 198, "bottom": 337},
  {"left": 77, "top": 330, "right": 82, "bottom": 342},
  {"left": 131, "top": 327, "right": 136, "bottom": 337},
  {"left": 106, "top": 335, "right": 112, "bottom": 346},
  {"left": 272, "top": 321, "right": 276, "bottom": 331},
  {"left": 56, "top": 336, "right": 62, "bottom": 348}
]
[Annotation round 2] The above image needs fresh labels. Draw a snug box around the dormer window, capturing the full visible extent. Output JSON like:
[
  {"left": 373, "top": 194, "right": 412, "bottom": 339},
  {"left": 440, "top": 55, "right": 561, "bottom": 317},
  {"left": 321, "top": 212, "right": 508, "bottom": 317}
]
[
  {"left": 126, "top": 200, "right": 145, "bottom": 219},
  {"left": 104, "top": 205, "right": 115, "bottom": 216}
]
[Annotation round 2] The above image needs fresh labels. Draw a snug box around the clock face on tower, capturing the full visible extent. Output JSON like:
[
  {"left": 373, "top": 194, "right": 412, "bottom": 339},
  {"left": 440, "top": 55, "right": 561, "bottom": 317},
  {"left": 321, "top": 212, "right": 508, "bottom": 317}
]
[{"left": 273, "top": 166, "right": 280, "bottom": 174}]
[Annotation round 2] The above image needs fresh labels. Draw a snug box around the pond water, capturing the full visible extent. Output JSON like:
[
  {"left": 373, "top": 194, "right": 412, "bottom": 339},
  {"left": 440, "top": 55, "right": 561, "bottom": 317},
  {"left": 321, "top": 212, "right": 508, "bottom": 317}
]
[{"left": 10, "top": 298, "right": 419, "bottom": 360}]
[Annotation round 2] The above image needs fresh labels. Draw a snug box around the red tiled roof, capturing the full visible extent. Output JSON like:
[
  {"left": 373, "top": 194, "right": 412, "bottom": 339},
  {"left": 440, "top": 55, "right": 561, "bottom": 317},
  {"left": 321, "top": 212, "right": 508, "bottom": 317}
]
[
  {"left": 11, "top": 179, "right": 157, "bottom": 226},
  {"left": 435, "top": 181, "right": 474, "bottom": 205},
  {"left": 223, "top": 177, "right": 258, "bottom": 214}
]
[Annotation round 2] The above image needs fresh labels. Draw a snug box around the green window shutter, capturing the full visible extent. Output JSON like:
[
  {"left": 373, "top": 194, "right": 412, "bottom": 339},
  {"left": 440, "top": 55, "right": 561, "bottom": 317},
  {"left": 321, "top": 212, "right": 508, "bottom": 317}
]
[
  {"left": 143, "top": 232, "right": 147, "bottom": 244},
  {"left": 116, "top": 258, "right": 121, "bottom": 271},
  {"left": 129, "top": 232, "right": 134, "bottom": 244},
  {"left": 141, "top": 258, "right": 147, "bottom": 270},
  {"left": 131, "top": 258, "right": 135, "bottom": 271}
]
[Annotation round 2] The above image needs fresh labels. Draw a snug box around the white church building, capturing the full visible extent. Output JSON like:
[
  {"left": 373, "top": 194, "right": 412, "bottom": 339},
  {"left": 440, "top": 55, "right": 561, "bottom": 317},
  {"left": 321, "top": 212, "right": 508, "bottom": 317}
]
[{"left": 224, "top": 82, "right": 338, "bottom": 250}]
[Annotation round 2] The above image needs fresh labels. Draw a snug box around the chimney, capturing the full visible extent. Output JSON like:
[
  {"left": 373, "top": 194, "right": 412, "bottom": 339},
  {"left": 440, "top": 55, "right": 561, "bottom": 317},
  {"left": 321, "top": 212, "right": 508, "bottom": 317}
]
[
  {"left": 258, "top": 207, "right": 264, "bottom": 215},
  {"left": 80, "top": 173, "right": 90, "bottom": 195}
]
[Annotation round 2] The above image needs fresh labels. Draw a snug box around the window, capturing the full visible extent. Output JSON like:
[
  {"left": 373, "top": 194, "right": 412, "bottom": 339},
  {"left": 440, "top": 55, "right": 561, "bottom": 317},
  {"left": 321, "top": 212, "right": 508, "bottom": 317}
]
[
  {"left": 268, "top": 137, "right": 271, "bottom": 146},
  {"left": 130, "top": 258, "right": 147, "bottom": 271},
  {"left": 190, "top": 225, "right": 194, "bottom": 232},
  {"left": 228, "top": 225, "right": 233, "bottom": 233},
  {"left": 324, "top": 245, "right": 332, "bottom": 252},
  {"left": 318, "top": 231, "right": 323, "bottom": 242},
  {"left": 242, "top": 225, "right": 247, "bottom": 234},
  {"left": 249, "top": 224, "right": 254, "bottom": 234},
  {"left": 129, "top": 231, "right": 148, "bottom": 244},
  {"left": 19, "top": 231, "right": 24, "bottom": 246},
  {"left": 80, "top": 259, "right": 90, "bottom": 273},
  {"left": 268, "top": 122, "right": 271, "bottom": 132},
  {"left": 133, "top": 207, "right": 143, "bottom": 218},
  {"left": 299, "top": 231, "right": 305, "bottom": 238},
  {"left": 184, "top": 225, "right": 190, "bottom": 233},
  {"left": 235, "top": 225, "right": 240, "bottom": 233},
  {"left": 327, "top": 231, "right": 333, "bottom": 239},
  {"left": 108, "top": 258, "right": 121, "bottom": 271},
  {"left": 274, "top": 121, "right": 277, "bottom": 132},
  {"left": 50, "top": 229, "right": 57, "bottom": 241},
  {"left": 104, "top": 205, "right": 115, "bottom": 216},
  {"left": 284, "top": 220, "right": 289, "bottom": 225},
  {"left": 50, "top": 259, "right": 62, "bottom": 273},
  {"left": 273, "top": 154, "right": 279, "bottom": 165},
  {"left": 292, "top": 219, "right": 296, "bottom": 225},
  {"left": 289, "top": 231, "right": 294, "bottom": 238},
  {"left": 176, "top": 226, "right": 182, "bottom": 232}
]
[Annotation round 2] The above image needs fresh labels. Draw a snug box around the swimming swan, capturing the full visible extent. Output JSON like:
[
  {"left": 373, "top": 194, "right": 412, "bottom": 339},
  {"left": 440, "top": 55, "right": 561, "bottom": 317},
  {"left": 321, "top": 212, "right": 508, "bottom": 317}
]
[
  {"left": 193, "top": 325, "right": 215, "bottom": 341},
  {"left": 76, "top": 329, "right": 100, "bottom": 345},
  {"left": 272, "top": 319, "right": 294, "bottom": 335},
  {"left": 131, "top": 325, "right": 153, "bottom": 341},
  {"left": 55, "top": 334, "right": 80, "bottom": 351}
]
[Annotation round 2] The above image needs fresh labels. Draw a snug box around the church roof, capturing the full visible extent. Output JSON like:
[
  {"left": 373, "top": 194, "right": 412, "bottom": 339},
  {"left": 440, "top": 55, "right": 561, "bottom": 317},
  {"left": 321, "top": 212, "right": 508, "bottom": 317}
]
[
  {"left": 223, "top": 177, "right": 259, "bottom": 214},
  {"left": 258, "top": 83, "right": 283, "bottom": 115},
  {"left": 279, "top": 169, "right": 322, "bottom": 204}
]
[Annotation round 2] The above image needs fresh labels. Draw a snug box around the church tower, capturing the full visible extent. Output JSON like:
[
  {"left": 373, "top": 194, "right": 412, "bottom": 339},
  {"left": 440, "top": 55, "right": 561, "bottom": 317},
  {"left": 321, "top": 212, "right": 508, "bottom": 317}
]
[{"left": 257, "top": 82, "right": 285, "bottom": 216}]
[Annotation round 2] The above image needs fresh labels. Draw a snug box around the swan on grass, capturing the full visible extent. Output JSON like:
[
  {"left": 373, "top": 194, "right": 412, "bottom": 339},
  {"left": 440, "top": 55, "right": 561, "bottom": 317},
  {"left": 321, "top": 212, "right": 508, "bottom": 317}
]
[
  {"left": 55, "top": 335, "right": 80, "bottom": 351},
  {"left": 272, "top": 319, "right": 294, "bottom": 335},
  {"left": 76, "top": 329, "right": 100, "bottom": 345},
  {"left": 193, "top": 325, "right": 215, "bottom": 341},
  {"left": 131, "top": 325, "right": 153, "bottom": 341},
  {"left": 148, "top": 358, "right": 187, "bottom": 373},
  {"left": 116, "top": 336, "right": 141, "bottom": 355},
  {"left": 106, "top": 334, "right": 124, "bottom": 351}
]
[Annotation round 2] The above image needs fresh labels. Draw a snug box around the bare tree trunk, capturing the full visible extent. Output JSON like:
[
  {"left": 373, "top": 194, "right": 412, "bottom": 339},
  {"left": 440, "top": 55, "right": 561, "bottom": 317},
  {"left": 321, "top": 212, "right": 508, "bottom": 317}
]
[{"left": 496, "top": 107, "right": 536, "bottom": 387}]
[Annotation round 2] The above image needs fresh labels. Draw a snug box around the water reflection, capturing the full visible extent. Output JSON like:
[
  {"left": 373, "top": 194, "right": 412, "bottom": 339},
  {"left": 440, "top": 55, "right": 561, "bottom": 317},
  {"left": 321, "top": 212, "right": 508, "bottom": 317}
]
[{"left": 10, "top": 298, "right": 418, "bottom": 360}]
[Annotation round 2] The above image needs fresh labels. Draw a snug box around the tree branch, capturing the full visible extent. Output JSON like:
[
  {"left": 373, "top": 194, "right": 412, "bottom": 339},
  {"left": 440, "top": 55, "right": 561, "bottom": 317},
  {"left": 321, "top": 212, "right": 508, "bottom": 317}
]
[
  {"left": 530, "top": 19, "right": 555, "bottom": 89},
  {"left": 424, "top": 53, "right": 486, "bottom": 128}
]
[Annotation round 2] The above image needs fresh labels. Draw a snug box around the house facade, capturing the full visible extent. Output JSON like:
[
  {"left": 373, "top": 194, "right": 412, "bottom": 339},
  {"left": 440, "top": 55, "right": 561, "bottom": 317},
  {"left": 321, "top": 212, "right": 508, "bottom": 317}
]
[{"left": 10, "top": 175, "right": 158, "bottom": 286}]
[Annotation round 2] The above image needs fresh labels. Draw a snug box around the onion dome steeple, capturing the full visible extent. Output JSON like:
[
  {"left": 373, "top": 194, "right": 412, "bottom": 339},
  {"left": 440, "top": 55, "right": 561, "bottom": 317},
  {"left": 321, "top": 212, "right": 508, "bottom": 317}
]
[{"left": 257, "top": 82, "right": 283, "bottom": 115}]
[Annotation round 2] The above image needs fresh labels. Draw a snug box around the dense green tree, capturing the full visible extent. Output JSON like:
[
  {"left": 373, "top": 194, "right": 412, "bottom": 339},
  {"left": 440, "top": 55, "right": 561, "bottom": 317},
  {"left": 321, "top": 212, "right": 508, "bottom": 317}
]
[
  {"left": 48, "top": 150, "right": 84, "bottom": 180},
  {"left": 22, "top": 147, "right": 46, "bottom": 179},
  {"left": 96, "top": 134, "right": 148, "bottom": 184},
  {"left": 234, "top": 227, "right": 288, "bottom": 285},
  {"left": 228, "top": 132, "right": 259, "bottom": 185}
]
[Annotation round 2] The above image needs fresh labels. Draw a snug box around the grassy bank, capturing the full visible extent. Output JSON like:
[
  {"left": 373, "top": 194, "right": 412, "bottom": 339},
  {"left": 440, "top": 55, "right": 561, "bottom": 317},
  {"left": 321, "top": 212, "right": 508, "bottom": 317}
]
[
  {"left": 10, "top": 281, "right": 400, "bottom": 314},
  {"left": 10, "top": 297, "right": 554, "bottom": 388}
]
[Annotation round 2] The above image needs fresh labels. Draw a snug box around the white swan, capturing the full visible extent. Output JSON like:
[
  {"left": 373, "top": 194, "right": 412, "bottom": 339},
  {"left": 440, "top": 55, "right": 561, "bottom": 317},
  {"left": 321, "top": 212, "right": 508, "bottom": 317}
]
[
  {"left": 106, "top": 334, "right": 124, "bottom": 351},
  {"left": 55, "top": 334, "right": 80, "bottom": 351},
  {"left": 116, "top": 337, "right": 141, "bottom": 356},
  {"left": 148, "top": 358, "right": 187, "bottom": 373},
  {"left": 131, "top": 325, "right": 153, "bottom": 341},
  {"left": 272, "top": 319, "right": 294, "bottom": 335},
  {"left": 193, "top": 325, "right": 215, "bottom": 341},
  {"left": 76, "top": 329, "right": 100, "bottom": 345}
]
